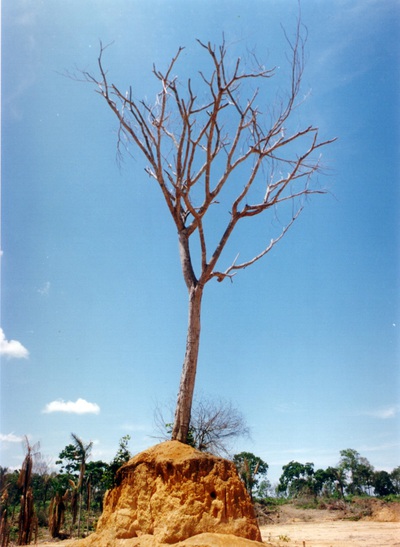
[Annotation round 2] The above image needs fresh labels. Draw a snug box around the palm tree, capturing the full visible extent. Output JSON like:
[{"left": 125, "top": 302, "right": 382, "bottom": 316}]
[{"left": 70, "top": 434, "right": 93, "bottom": 538}]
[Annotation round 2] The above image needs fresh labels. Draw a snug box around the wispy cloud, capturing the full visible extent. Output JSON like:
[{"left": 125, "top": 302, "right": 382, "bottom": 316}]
[
  {"left": 309, "top": 0, "right": 396, "bottom": 95},
  {"left": 118, "top": 422, "right": 148, "bottom": 432},
  {"left": 267, "top": 445, "right": 339, "bottom": 465},
  {"left": 0, "top": 328, "right": 29, "bottom": 360},
  {"left": 358, "top": 441, "right": 400, "bottom": 454},
  {"left": 4, "top": 2, "right": 40, "bottom": 121},
  {"left": 37, "top": 281, "right": 51, "bottom": 296},
  {"left": 0, "top": 433, "right": 25, "bottom": 444},
  {"left": 274, "top": 402, "right": 304, "bottom": 414},
  {"left": 42, "top": 398, "right": 100, "bottom": 415},
  {"left": 363, "top": 405, "right": 400, "bottom": 420}
]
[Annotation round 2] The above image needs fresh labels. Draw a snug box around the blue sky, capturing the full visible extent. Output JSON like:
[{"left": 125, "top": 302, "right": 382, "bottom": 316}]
[{"left": 1, "top": 0, "right": 399, "bottom": 484}]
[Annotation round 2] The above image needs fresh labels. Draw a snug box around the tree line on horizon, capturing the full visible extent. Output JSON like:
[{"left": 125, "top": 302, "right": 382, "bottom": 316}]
[{"left": 0, "top": 433, "right": 399, "bottom": 545}]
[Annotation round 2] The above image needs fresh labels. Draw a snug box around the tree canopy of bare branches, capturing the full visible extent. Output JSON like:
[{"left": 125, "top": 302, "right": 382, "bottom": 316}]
[
  {"left": 155, "top": 396, "right": 250, "bottom": 456},
  {"left": 81, "top": 22, "right": 335, "bottom": 444}
]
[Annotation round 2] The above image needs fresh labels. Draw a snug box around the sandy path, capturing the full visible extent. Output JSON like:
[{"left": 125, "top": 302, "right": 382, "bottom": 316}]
[{"left": 260, "top": 520, "right": 400, "bottom": 546}]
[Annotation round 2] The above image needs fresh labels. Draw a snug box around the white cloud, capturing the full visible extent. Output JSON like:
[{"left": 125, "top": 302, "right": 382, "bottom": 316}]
[
  {"left": 42, "top": 398, "right": 100, "bottom": 415},
  {"left": 0, "top": 433, "right": 25, "bottom": 443},
  {"left": 362, "top": 405, "right": 400, "bottom": 420},
  {"left": 0, "top": 328, "right": 29, "bottom": 360}
]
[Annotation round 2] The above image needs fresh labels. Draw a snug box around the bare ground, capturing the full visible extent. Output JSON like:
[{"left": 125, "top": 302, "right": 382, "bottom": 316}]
[
  {"left": 33, "top": 499, "right": 400, "bottom": 547},
  {"left": 259, "top": 499, "right": 400, "bottom": 546},
  {"left": 260, "top": 520, "right": 400, "bottom": 546}
]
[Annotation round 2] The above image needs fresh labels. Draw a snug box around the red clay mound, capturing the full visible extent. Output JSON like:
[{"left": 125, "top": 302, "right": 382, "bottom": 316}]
[{"left": 74, "top": 441, "right": 264, "bottom": 547}]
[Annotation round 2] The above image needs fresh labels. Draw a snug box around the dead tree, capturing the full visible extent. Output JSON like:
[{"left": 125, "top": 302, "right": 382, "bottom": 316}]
[
  {"left": 82, "top": 22, "right": 336, "bottom": 444},
  {"left": 17, "top": 439, "right": 38, "bottom": 545},
  {"left": 48, "top": 493, "right": 66, "bottom": 539},
  {"left": 155, "top": 396, "right": 250, "bottom": 456},
  {"left": 0, "top": 489, "right": 10, "bottom": 547}
]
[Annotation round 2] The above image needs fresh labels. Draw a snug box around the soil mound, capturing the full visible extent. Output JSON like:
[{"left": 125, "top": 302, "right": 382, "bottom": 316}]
[
  {"left": 366, "top": 498, "right": 400, "bottom": 522},
  {"left": 73, "top": 441, "right": 263, "bottom": 547}
]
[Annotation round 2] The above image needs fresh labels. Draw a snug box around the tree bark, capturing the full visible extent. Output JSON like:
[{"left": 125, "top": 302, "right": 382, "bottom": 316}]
[
  {"left": 172, "top": 282, "right": 203, "bottom": 443},
  {"left": 84, "top": 34, "right": 335, "bottom": 447}
]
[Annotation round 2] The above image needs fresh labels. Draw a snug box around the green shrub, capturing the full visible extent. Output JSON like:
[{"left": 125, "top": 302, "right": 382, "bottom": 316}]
[
  {"left": 383, "top": 494, "right": 400, "bottom": 502},
  {"left": 256, "top": 496, "right": 289, "bottom": 507}
]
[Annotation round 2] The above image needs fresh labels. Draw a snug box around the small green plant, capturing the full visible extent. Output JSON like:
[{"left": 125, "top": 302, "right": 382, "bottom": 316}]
[
  {"left": 294, "top": 497, "right": 318, "bottom": 509},
  {"left": 258, "top": 496, "right": 289, "bottom": 507},
  {"left": 278, "top": 534, "right": 291, "bottom": 542},
  {"left": 384, "top": 494, "right": 400, "bottom": 502}
]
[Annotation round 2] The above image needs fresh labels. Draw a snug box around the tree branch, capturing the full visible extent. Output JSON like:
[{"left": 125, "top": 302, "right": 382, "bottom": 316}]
[{"left": 79, "top": 25, "right": 335, "bottom": 288}]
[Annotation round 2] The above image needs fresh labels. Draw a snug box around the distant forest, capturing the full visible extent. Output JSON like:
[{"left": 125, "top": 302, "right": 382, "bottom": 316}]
[{"left": 1, "top": 435, "right": 399, "bottom": 544}]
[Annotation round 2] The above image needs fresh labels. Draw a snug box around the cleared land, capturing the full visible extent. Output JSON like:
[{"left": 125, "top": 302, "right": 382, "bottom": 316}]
[
  {"left": 261, "top": 520, "right": 400, "bottom": 546},
  {"left": 32, "top": 499, "right": 400, "bottom": 547},
  {"left": 260, "top": 500, "right": 400, "bottom": 546}
]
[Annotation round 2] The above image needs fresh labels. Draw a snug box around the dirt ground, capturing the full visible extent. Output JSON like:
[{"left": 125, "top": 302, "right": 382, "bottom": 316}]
[
  {"left": 260, "top": 520, "right": 400, "bottom": 546},
  {"left": 260, "top": 500, "right": 400, "bottom": 546},
  {"left": 34, "top": 499, "right": 400, "bottom": 547}
]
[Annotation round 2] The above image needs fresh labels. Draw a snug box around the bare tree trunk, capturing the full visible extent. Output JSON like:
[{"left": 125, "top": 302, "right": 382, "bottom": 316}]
[
  {"left": 82, "top": 32, "right": 335, "bottom": 447},
  {"left": 172, "top": 283, "right": 203, "bottom": 443},
  {"left": 77, "top": 492, "right": 82, "bottom": 538}
]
